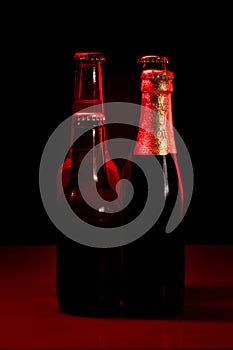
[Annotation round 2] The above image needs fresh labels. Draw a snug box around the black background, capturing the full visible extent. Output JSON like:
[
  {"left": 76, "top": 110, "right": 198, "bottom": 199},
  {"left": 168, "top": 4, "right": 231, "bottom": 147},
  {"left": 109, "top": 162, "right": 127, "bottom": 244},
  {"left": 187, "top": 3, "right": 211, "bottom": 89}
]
[{"left": 2, "top": 4, "right": 232, "bottom": 245}]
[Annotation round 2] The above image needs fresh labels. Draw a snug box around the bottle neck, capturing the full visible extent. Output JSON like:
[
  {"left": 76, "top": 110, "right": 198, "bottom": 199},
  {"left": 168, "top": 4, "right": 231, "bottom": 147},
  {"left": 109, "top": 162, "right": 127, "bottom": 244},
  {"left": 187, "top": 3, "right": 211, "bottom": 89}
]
[
  {"left": 68, "top": 60, "right": 105, "bottom": 162},
  {"left": 72, "top": 61, "right": 104, "bottom": 114},
  {"left": 135, "top": 69, "right": 177, "bottom": 155}
]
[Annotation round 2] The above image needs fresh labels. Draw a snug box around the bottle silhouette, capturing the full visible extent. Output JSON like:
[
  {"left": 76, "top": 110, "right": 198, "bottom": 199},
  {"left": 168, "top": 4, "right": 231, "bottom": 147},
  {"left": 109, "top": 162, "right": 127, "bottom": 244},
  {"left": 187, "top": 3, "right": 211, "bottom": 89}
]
[
  {"left": 56, "top": 52, "right": 123, "bottom": 317},
  {"left": 121, "top": 55, "right": 185, "bottom": 318}
]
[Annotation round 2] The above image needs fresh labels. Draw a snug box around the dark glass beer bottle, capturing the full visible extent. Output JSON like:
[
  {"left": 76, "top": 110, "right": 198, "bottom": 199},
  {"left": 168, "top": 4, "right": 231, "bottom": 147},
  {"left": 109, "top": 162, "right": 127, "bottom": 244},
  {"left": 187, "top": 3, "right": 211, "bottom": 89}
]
[
  {"left": 122, "top": 55, "right": 185, "bottom": 317},
  {"left": 56, "top": 52, "right": 122, "bottom": 317}
]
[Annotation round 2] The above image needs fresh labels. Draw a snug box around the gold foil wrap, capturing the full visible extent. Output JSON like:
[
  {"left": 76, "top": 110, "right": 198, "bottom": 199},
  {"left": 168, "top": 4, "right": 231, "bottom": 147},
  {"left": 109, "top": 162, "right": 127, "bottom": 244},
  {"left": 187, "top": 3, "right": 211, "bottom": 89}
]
[
  {"left": 134, "top": 69, "right": 177, "bottom": 155},
  {"left": 141, "top": 70, "right": 174, "bottom": 92}
]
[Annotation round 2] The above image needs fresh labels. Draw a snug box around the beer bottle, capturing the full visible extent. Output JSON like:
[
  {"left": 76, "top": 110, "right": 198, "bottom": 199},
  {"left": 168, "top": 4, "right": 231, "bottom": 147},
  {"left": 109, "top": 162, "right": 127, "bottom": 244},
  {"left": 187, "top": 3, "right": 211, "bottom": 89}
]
[
  {"left": 122, "top": 55, "right": 185, "bottom": 317},
  {"left": 56, "top": 52, "right": 122, "bottom": 317}
]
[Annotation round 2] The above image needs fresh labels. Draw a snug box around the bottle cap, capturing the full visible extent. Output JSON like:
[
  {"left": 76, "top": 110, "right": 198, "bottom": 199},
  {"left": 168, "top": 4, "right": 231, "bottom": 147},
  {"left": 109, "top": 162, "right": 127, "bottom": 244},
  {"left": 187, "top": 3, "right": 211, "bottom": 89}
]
[
  {"left": 137, "top": 55, "right": 169, "bottom": 64},
  {"left": 74, "top": 52, "right": 105, "bottom": 62}
]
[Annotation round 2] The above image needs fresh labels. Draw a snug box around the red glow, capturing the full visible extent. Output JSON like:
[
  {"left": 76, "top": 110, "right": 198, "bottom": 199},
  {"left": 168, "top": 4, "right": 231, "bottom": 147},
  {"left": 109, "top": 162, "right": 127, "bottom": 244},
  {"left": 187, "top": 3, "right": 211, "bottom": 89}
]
[
  {"left": 98, "top": 61, "right": 104, "bottom": 114},
  {"left": 173, "top": 152, "right": 185, "bottom": 217},
  {"left": 0, "top": 245, "right": 233, "bottom": 349}
]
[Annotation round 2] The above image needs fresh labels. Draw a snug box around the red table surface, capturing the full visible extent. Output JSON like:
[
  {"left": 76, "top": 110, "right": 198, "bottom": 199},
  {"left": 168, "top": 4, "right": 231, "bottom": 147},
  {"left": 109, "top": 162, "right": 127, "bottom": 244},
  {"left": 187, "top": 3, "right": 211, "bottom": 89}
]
[{"left": 0, "top": 245, "right": 233, "bottom": 349}]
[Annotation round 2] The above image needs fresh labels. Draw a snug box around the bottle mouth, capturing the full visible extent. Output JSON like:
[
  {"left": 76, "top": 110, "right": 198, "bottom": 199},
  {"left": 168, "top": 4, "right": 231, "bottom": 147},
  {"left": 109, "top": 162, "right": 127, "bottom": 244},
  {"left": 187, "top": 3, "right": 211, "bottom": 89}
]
[
  {"left": 137, "top": 55, "right": 169, "bottom": 64},
  {"left": 138, "top": 55, "right": 169, "bottom": 70},
  {"left": 74, "top": 52, "right": 105, "bottom": 62}
]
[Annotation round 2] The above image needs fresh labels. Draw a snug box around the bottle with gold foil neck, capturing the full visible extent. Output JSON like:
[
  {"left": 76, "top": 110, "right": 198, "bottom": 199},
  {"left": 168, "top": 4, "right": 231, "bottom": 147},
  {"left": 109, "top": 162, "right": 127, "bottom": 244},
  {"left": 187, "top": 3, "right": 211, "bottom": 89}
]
[{"left": 122, "top": 55, "right": 185, "bottom": 318}]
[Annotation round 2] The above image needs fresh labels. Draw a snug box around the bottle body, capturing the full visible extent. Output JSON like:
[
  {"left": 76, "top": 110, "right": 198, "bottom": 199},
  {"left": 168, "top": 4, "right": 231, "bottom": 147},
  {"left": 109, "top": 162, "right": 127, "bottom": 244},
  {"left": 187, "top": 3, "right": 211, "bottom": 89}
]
[
  {"left": 121, "top": 56, "right": 185, "bottom": 317},
  {"left": 56, "top": 232, "right": 122, "bottom": 317},
  {"left": 122, "top": 154, "right": 185, "bottom": 317},
  {"left": 56, "top": 53, "right": 122, "bottom": 317}
]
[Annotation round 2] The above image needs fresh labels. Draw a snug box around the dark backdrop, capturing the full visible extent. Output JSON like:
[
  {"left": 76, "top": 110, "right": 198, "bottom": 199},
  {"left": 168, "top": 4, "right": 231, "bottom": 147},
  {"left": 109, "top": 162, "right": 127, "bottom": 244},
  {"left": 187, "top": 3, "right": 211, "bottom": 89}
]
[{"left": 2, "top": 5, "right": 231, "bottom": 245}]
